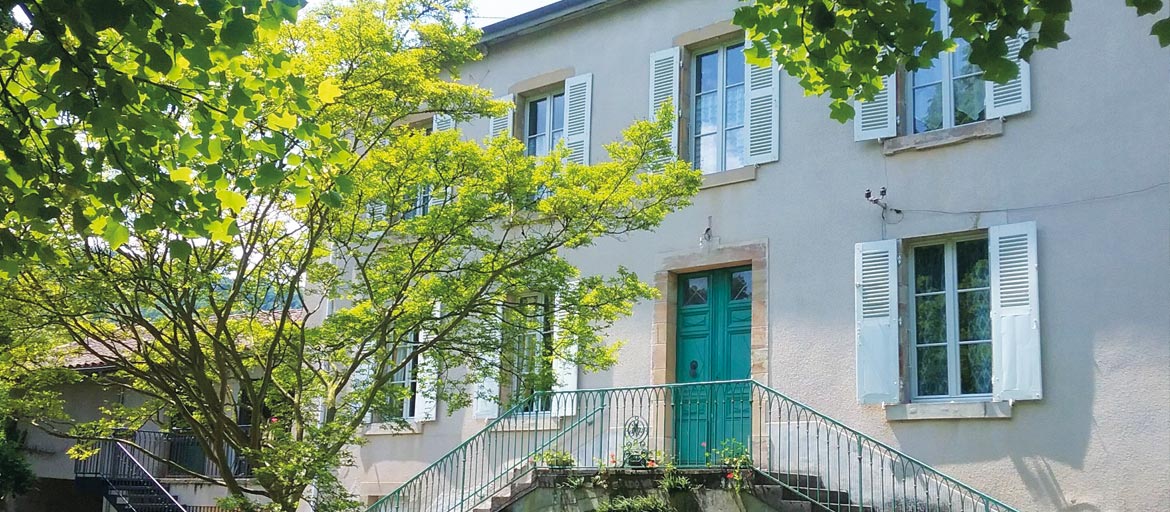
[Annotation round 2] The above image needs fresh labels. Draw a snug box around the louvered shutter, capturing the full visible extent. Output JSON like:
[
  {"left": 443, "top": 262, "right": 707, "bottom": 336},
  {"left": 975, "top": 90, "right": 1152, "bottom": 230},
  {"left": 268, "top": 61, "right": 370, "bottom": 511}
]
[
  {"left": 744, "top": 54, "right": 779, "bottom": 165},
  {"left": 550, "top": 281, "right": 579, "bottom": 417},
  {"left": 432, "top": 113, "right": 455, "bottom": 132},
  {"left": 415, "top": 302, "right": 440, "bottom": 422},
  {"left": 985, "top": 31, "right": 1032, "bottom": 119},
  {"left": 648, "top": 47, "right": 680, "bottom": 158},
  {"left": 990, "top": 222, "right": 1041, "bottom": 401},
  {"left": 854, "top": 73, "right": 898, "bottom": 141},
  {"left": 489, "top": 94, "right": 515, "bottom": 139},
  {"left": 563, "top": 74, "right": 593, "bottom": 165},
  {"left": 855, "top": 239, "right": 901, "bottom": 404},
  {"left": 473, "top": 305, "right": 503, "bottom": 419}
]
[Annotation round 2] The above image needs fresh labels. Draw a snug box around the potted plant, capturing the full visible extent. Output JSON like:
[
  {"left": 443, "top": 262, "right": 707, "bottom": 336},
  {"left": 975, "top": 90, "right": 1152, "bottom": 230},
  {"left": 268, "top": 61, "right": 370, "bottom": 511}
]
[{"left": 531, "top": 449, "right": 576, "bottom": 469}]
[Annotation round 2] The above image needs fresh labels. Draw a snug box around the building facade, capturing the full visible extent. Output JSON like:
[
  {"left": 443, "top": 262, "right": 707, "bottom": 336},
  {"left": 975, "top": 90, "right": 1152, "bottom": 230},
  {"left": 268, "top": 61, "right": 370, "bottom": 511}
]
[{"left": 342, "top": 0, "right": 1170, "bottom": 511}]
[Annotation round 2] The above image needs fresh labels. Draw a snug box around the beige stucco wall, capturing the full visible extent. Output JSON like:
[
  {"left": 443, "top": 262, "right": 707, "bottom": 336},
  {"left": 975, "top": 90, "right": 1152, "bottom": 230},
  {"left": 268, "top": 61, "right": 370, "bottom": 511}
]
[{"left": 343, "top": 0, "right": 1169, "bottom": 510}]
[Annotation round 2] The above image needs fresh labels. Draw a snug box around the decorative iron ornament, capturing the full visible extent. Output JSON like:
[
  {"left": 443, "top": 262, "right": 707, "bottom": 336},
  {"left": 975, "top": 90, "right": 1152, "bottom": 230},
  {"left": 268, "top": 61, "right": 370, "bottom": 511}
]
[{"left": 624, "top": 416, "right": 648, "bottom": 442}]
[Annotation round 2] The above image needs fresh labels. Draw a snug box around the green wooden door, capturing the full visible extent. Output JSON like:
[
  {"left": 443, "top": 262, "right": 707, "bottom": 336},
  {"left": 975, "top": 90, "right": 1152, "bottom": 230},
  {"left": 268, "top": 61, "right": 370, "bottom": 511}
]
[{"left": 675, "top": 267, "right": 753, "bottom": 465}]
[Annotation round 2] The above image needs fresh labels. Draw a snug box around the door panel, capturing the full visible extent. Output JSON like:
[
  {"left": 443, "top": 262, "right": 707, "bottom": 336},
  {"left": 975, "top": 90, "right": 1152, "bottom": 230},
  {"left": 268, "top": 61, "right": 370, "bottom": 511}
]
[{"left": 675, "top": 267, "right": 753, "bottom": 465}]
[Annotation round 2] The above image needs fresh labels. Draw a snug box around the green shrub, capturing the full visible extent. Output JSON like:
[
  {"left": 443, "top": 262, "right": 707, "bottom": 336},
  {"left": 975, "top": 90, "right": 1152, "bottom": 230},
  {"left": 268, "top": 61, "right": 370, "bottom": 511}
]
[{"left": 596, "top": 495, "right": 675, "bottom": 512}]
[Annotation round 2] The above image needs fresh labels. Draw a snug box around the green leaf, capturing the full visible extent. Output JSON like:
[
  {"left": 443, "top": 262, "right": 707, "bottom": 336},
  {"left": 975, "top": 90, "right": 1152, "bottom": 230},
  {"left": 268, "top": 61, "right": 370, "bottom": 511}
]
[
  {"left": 317, "top": 78, "right": 343, "bottom": 104},
  {"left": 1127, "top": 0, "right": 1165, "bottom": 16},
  {"left": 220, "top": 11, "right": 258, "bottom": 48},
  {"left": 103, "top": 222, "right": 130, "bottom": 250},
  {"left": 255, "top": 163, "right": 284, "bottom": 187},
  {"left": 267, "top": 111, "right": 298, "bottom": 130},
  {"left": 216, "top": 185, "right": 248, "bottom": 212},
  {"left": 829, "top": 100, "right": 855, "bottom": 123},
  {"left": 334, "top": 175, "right": 355, "bottom": 194},
  {"left": 167, "top": 239, "right": 192, "bottom": 260},
  {"left": 1153, "top": 17, "right": 1170, "bottom": 47}
]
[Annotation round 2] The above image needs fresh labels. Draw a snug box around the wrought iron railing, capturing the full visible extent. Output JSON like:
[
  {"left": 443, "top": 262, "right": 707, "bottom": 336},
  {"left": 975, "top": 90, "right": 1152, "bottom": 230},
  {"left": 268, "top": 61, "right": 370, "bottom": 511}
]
[
  {"left": 367, "top": 380, "right": 1018, "bottom": 512},
  {"left": 75, "top": 429, "right": 252, "bottom": 481},
  {"left": 75, "top": 439, "right": 188, "bottom": 511}
]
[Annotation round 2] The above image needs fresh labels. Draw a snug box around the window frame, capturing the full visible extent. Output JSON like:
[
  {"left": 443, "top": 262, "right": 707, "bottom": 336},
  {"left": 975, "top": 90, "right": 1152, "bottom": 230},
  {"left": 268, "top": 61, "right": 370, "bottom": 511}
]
[
  {"left": 401, "top": 185, "right": 431, "bottom": 220},
  {"left": 379, "top": 333, "right": 421, "bottom": 422},
  {"left": 508, "top": 291, "right": 554, "bottom": 414},
  {"left": 688, "top": 40, "right": 746, "bottom": 174},
  {"left": 906, "top": 231, "right": 993, "bottom": 402},
  {"left": 907, "top": 0, "right": 986, "bottom": 134},
  {"left": 523, "top": 91, "right": 565, "bottom": 158}
]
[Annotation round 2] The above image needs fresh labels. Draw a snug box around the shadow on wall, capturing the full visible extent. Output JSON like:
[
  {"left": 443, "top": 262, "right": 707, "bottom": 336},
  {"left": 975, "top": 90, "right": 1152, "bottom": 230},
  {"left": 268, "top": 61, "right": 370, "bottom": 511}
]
[{"left": 1011, "top": 456, "right": 1100, "bottom": 512}]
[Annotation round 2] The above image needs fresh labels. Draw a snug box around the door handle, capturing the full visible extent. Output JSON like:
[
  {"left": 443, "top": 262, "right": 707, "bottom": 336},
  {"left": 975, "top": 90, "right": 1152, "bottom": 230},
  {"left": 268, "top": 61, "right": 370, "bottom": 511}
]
[{"left": 689, "top": 360, "right": 699, "bottom": 377}]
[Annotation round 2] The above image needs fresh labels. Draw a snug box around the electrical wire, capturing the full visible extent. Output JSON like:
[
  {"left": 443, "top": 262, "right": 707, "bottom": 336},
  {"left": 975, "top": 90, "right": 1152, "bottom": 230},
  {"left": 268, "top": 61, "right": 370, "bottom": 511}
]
[{"left": 896, "top": 182, "right": 1169, "bottom": 216}]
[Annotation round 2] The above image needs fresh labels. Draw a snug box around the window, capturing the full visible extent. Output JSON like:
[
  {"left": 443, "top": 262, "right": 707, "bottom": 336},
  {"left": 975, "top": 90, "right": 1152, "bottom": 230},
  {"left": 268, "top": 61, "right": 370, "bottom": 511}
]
[
  {"left": 508, "top": 292, "right": 553, "bottom": 413},
  {"left": 691, "top": 42, "right": 746, "bottom": 173},
  {"left": 648, "top": 41, "right": 777, "bottom": 173},
  {"left": 854, "top": 222, "right": 1041, "bottom": 407},
  {"left": 909, "top": 0, "right": 985, "bottom": 133},
  {"left": 381, "top": 337, "right": 420, "bottom": 421},
  {"left": 524, "top": 92, "right": 565, "bottom": 157},
  {"left": 401, "top": 185, "right": 430, "bottom": 220},
  {"left": 908, "top": 236, "right": 992, "bottom": 399},
  {"left": 852, "top": 4, "right": 1031, "bottom": 142}
]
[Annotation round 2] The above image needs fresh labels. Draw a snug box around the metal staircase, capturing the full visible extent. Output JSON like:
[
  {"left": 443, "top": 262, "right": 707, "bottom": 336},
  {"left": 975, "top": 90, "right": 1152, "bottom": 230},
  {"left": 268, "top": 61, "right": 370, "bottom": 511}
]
[
  {"left": 368, "top": 380, "right": 1020, "bottom": 512},
  {"left": 75, "top": 430, "right": 251, "bottom": 512}
]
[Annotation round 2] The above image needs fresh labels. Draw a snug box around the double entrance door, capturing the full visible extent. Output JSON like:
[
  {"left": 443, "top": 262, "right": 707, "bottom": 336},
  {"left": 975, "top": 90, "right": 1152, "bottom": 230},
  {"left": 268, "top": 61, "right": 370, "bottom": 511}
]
[{"left": 674, "top": 267, "right": 752, "bottom": 465}]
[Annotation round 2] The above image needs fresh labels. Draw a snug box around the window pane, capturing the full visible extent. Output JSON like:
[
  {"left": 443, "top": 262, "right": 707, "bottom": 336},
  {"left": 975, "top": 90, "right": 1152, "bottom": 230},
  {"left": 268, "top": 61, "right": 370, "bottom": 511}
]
[
  {"left": 730, "top": 270, "right": 751, "bottom": 301},
  {"left": 956, "top": 239, "right": 989, "bottom": 289},
  {"left": 725, "top": 84, "right": 745, "bottom": 128},
  {"left": 551, "top": 129, "right": 564, "bottom": 151},
  {"left": 696, "top": 51, "right": 718, "bottom": 93},
  {"left": 913, "top": 57, "right": 943, "bottom": 86},
  {"left": 916, "top": 345, "right": 948, "bottom": 396},
  {"left": 694, "top": 134, "right": 717, "bottom": 173},
  {"left": 695, "top": 93, "right": 718, "bottom": 135},
  {"left": 952, "top": 39, "right": 980, "bottom": 76},
  {"left": 960, "top": 342, "right": 993, "bottom": 394},
  {"left": 915, "top": 294, "right": 946, "bottom": 344},
  {"left": 913, "top": 84, "right": 944, "bottom": 133},
  {"left": 913, "top": 244, "right": 945, "bottom": 293},
  {"left": 528, "top": 134, "right": 548, "bottom": 157},
  {"left": 958, "top": 289, "right": 991, "bottom": 341},
  {"left": 953, "top": 75, "right": 986, "bottom": 126},
  {"left": 527, "top": 98, "right": 547, "bottom": 136},
  {"left": 683, "top": 277, "right": 708, "bottom": 306},
  {"left": 725, "top": 44, "right": 745, "bottom": 85},
  {"left": 724, "top": 127, "right": 744, "bottom": 170},
  {"left": 551, "top": 94, "right": 565, "bottom": 131}
]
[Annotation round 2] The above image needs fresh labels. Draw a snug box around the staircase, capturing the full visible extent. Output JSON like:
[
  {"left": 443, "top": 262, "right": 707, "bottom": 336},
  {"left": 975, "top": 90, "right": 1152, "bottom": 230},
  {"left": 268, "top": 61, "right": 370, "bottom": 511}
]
[
  {"left": 368, "top": 380, "right": 1019, "bottom": 512},
  {"left": 75, "top": 438, "right": 187, "bottom": 512}
]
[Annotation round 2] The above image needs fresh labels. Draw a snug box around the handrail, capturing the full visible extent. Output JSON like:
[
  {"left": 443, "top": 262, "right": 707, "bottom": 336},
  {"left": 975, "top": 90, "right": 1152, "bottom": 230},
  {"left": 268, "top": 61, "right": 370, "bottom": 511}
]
[
  {"left": 750, "top": 381, "right": 1017, "bottom": 511},
  {"left": 368, "top": 380, "right": 1019, "bottom": 512},
  {"left": 454, "top": 401, "right": 607, "bottom": 511},
  {"left": 112, "top": 441, "right": 189, "bottom": 511}
]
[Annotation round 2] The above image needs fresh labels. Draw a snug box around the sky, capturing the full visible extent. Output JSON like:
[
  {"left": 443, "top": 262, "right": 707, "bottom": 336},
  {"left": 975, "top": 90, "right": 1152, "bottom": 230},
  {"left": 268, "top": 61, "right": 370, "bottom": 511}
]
[{"left": 469, "top": 0, "right": 560, "bottom": 27}]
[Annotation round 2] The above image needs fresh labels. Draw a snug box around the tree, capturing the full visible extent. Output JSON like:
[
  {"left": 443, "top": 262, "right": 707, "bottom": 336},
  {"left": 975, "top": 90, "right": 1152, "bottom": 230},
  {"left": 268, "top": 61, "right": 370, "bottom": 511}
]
[
  {"left": 733, "top": 0, "right": 1170, "bottom": 121},
  {"left": 0, "top": 0, "right": 317, "bottom": 273},
  {"left": 0, "top": 1, "right": 701, "bottom": 511}
]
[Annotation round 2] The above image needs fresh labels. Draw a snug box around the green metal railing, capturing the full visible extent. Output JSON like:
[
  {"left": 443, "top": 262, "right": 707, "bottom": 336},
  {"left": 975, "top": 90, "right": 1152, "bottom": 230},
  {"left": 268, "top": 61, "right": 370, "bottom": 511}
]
[{"left": 368, "top": 380, "right": 1018, "bottom": 512}]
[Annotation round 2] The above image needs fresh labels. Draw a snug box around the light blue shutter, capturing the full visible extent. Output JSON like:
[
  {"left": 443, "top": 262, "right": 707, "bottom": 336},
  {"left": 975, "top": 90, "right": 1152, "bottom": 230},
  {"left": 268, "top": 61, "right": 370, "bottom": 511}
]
[
  {"left": 854, "top": 72, "right": 898, "bottom": 141},
  {"left": 648, "top": 47, "right": 680, "bottom": 158},
  {"left": 489, "top": 94, "right": 515, "bottom": 139},
  {"left": 990, "top": 222, "right": 1042, "bottom": 401},
  {"left": 473, "top": 305, "right": 502, "bottom": 419},
  {"left": 985, "top": 31, "right": 1032, "bottom": 119},
  {"left": 744, "top": 52, "right": 779, "bottom": 165},
  {"left": 550, "top": 281, "right": 579, "bottom": 417},
  {"left": 416, "top": 303, "right": 440, "bottom": 422},
  {"left": 563, "top": 74, "right": 593, "bottom": 165},
  {"left": 432, "top": 113, "right": 455, "bottom": 132},
  {"left": 855, "top": 239, "right": 901, "bottom": 404}
]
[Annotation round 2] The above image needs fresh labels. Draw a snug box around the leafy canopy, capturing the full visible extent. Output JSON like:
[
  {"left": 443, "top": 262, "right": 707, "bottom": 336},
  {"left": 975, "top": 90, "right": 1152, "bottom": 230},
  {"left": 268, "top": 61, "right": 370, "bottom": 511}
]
[
  {"left": 0, "top": 1, "right": 701, "bottom": 510},
  {"left": 733, "top": 0, "right": 1170, "bottom": 121}
]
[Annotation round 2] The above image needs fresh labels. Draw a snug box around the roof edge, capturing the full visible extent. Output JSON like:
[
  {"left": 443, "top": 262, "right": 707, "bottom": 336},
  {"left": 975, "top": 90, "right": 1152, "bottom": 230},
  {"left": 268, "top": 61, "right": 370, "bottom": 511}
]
[{"left": 479, "top": 0, "right": 628, "bottom": 46}]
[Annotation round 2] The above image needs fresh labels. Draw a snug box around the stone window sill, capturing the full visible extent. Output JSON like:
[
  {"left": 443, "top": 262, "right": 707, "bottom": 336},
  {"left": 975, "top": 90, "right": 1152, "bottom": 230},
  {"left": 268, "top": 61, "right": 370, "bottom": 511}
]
[
  {"left": 364, "top": 420, "right": 425, "bottom": 436},
  {"left": 885, "top": 401, "right": 1012, "bottom": 422},
  {"left": 882, "top": 118, "right": 1004, "bottom": 156},
  {"left": 699, "top": 165, "right": 757, "bottom": 190}
]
